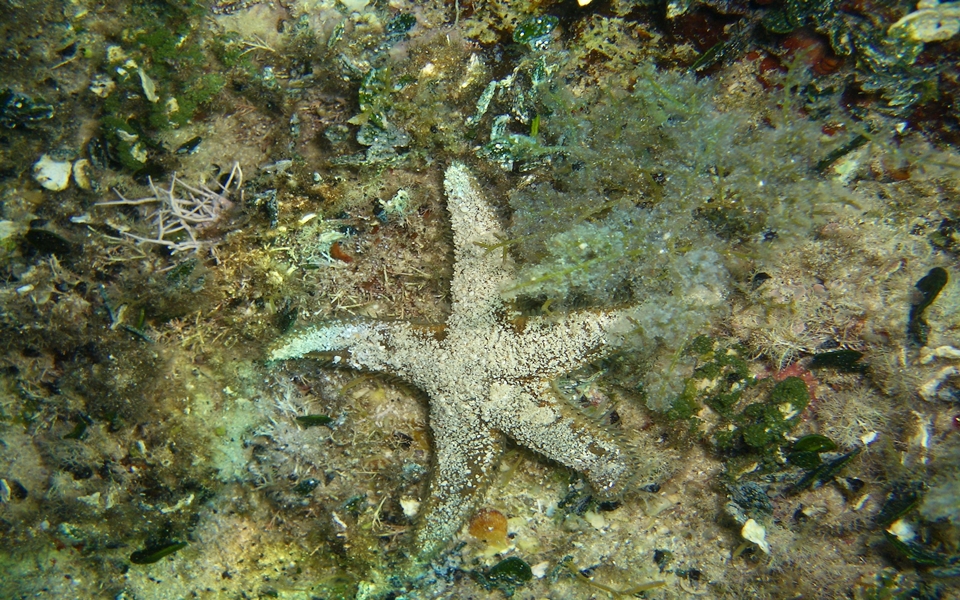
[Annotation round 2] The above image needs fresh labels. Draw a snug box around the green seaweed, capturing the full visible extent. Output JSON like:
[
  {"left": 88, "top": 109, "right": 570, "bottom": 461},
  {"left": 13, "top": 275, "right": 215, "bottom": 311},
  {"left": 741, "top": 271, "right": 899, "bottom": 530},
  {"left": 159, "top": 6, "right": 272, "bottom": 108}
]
[
  {"left": 790, "top": 447, "right": 862, "bottom": 493},
  {"left": 130, "top": 541, "right": 187, "bottom": 564},
  {"left": 876, "top": 481, "right": 924, "bottom": 528},
  {"left": 63, "top": 417, "right": 90, "bottom": 440},
  {"left": 295, "top": 415, "right": 333, "bottom": 428},
  {"left": 787, "top": 434, "right": 838, "bottom": 469},
  {"left": 472, "top": 556, "right": 533, "bottom": 596},
  {"left": 883, "top": 531, "right": 952, "bottom": 567},
  {"left": 792, "top": 434, "right": 839, "bottom": 453},
  {"left": 735, "top": 377, "right": 809, "bottom": 450}
]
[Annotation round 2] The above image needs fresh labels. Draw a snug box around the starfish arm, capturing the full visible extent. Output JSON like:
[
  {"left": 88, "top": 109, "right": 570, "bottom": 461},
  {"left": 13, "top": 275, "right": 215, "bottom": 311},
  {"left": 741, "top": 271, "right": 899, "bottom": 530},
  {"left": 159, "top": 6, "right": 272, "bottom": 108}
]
[
  {"left": 268, "top": 320, "right": 422, "bottom": 373},
  {"left": 506, "top": 310, "right": 628, "bottom": 379},
  {"left": 484, "top": 382, "right": 633, "bottom": 497},
  {"left": 415, "top": 400, "right": 504, "bottom": 560},
  {"left": 444, "top": 162, "right": 511, "bottom": 326}
]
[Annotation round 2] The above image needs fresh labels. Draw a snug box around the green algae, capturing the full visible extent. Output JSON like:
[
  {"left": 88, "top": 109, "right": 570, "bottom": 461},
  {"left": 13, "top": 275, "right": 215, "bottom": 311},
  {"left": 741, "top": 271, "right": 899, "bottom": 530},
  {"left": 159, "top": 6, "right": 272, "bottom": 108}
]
[
  {"left": 471, "top": 556, "right": 534, "bottom": 597},
  {"left": 513, "top": 15, "right": 558, "bottom": 48},
  {"left": 130, "top": 541, "right": 188, "bottom": 564},
  {"left": 295, "top": 414, "right": 333, "bottom": 428}
]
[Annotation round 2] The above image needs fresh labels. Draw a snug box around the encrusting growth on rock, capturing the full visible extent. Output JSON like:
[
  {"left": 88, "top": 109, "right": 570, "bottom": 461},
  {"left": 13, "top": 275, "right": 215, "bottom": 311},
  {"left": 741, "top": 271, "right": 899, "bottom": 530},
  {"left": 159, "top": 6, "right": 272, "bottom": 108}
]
[{"left": 271, "top": 162, "right": 642, "bottom": 560}]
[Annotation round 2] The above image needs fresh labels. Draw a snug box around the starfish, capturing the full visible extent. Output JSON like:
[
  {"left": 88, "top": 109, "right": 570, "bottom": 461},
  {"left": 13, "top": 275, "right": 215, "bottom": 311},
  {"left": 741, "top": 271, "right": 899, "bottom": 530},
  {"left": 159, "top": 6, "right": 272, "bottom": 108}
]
[{"left": 270, "top": 163, "right": 637, "bottom": 560}]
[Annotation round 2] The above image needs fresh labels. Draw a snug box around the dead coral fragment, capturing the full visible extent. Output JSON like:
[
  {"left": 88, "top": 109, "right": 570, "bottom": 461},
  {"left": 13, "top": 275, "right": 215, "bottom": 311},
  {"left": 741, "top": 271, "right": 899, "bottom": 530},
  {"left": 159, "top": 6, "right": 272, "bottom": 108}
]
[{"left": 96, "top": 163, "right": 242, "bottom": 254}]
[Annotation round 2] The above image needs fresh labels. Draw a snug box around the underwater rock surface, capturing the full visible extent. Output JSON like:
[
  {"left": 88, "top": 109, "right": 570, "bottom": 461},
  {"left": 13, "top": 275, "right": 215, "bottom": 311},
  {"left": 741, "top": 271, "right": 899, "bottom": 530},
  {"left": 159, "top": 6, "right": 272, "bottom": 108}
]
[{"left": 0, "top": 0, "right": 959, "bottom": 598}]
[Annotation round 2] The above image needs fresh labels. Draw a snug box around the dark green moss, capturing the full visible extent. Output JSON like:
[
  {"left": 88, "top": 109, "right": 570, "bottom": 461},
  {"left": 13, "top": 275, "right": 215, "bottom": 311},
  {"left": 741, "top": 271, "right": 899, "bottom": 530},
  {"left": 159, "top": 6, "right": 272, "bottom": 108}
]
[
  {"left": 666, "top": 385, "right": 699, "bottom": 421},
  {"left": 787, "top": 434, "right": 838, "bottom": 469},
  {"left": 686, "top": 335, "right": 716, "bottom": 357},
  {"left": 713, "top": 376, "right": 809, "bottom": 457}
]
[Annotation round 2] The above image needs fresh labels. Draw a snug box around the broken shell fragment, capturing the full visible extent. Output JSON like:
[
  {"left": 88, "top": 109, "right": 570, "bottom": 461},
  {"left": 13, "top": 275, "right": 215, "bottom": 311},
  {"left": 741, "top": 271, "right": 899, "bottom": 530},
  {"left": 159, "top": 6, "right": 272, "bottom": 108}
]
[{"left": 33, "top": 154, "right": 72, "bottom": 191}]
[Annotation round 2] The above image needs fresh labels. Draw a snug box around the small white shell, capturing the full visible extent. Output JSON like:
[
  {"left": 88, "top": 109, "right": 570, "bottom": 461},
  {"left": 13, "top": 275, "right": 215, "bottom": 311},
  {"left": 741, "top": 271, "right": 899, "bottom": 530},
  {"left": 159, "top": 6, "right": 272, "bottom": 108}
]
[
  {"left": 742, "top": 518, "right": 771, "bottom": 554},
  {"left": 33, "top": 154, "right": 72, "bottom": 191},
  {"left": 73, "top": 158, "right": 93, "bottom": 190}
]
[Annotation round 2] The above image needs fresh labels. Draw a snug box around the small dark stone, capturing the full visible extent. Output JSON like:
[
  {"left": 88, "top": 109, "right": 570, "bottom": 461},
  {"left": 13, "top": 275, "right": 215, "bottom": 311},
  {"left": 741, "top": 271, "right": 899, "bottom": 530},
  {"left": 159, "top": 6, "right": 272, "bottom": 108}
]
[
  {"left": 66, "top": 464, "right": 94, "bottom": 480},
  {"left": 653, "top": 549, "right": 672, "bottom": 568},
  {"left": 9, "top": 479, "right": 27, "bottom": 500},
  {"left": 608, "top": 409, "right": 621, "bottom": 426},
  {"left": 275, "top": 299, "right": 298, "bottom": 333},
  {"left": 175, "top": 136, "right": 202, "bottom": 155},
  {"left": 751, "top": 272, "right": 772, "bottom": 289},
  {"left": 57, "top": 42, "right": 77, "bottom": 59},
  {"left": 908, "top": 267, "right": 949, "bottom": 347},
  {"left": 25, "top": 229, "right": 75, "bottom": 257},
  {"left": 842, "top": 477, "right": 865, "bottom": 494},
  {"left": 293, "top": 478, "right": 320, "bottom": 496},
  {"left": 810, "top": 349, "right": 865, "bottom": 372},
  {"left": 393, "top": 431, "right": 414, "bottom": 448}
]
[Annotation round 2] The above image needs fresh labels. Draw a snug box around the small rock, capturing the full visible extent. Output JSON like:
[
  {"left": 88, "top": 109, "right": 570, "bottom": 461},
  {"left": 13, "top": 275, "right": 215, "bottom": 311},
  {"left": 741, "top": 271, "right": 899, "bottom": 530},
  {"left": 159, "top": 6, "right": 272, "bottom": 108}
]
[
  {"left": 400, "top": 497, "right": 420, "bottom": 517},
  {"left": 33, "top": 154, "right": 72, "bottom": 191}
]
